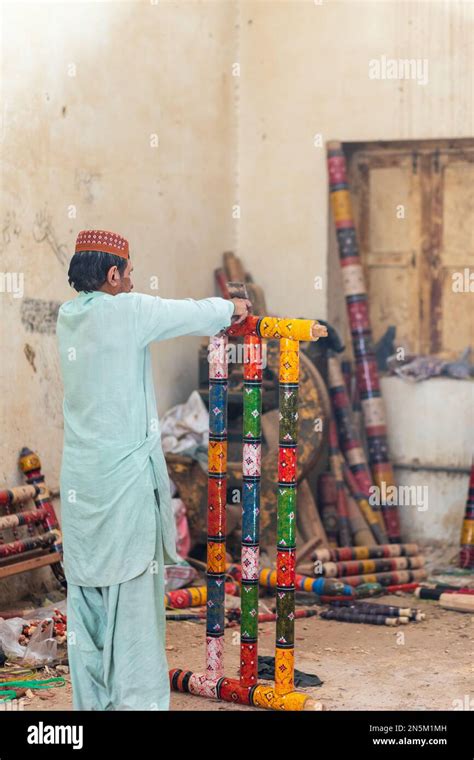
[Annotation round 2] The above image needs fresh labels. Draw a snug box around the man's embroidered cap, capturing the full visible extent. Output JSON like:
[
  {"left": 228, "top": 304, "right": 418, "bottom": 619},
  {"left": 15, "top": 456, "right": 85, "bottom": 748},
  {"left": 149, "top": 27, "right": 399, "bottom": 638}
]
[{"left": 75, "top": 230, "right": 129, "bottom": 260}]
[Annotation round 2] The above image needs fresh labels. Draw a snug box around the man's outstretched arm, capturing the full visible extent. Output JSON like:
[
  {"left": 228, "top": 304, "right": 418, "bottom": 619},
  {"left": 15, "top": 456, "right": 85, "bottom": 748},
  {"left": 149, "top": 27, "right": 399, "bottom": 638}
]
[{"left": 133, "top": 293, "right": 250, "bottom": 347}]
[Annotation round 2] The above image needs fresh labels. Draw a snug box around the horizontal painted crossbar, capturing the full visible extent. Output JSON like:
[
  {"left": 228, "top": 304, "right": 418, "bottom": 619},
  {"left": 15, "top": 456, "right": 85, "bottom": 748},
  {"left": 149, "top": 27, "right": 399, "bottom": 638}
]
[
  {"left": 226, "top": 316, "right": 327, "bottom": 341},
  {"left": 169, "top": 669, "right": 321, "bottom": 711}
]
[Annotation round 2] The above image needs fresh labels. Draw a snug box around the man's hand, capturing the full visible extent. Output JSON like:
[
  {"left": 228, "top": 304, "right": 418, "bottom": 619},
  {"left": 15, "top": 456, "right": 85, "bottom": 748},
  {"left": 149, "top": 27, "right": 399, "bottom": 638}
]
[{"left": 230, "top": 298, "right": 252, "bottom": 324}]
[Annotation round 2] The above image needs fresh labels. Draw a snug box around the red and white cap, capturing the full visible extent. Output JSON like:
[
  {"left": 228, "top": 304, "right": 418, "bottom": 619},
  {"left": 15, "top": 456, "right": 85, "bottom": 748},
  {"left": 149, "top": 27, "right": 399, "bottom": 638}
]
[{"left": 75, "top": 230, "right": 129, "bottom": 260}]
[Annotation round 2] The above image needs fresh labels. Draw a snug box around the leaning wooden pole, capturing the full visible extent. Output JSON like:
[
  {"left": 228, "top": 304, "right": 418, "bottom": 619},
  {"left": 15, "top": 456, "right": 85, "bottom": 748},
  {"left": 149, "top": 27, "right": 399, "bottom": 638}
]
[
  {"left": 328, "top": 418, "right": 352, "bottom": 547},
  {"left": 327, "top": 142, "right": 401, "bottom": 542},
  {"left": 327, "top": 354, "right": 387, "bottom": 542}
]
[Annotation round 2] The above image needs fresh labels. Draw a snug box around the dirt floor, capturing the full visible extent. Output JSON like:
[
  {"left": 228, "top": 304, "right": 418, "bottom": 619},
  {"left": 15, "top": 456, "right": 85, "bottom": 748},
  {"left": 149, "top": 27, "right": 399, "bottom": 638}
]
[{"left": 11, "top": 590, "right": 473, "bottom": 712}]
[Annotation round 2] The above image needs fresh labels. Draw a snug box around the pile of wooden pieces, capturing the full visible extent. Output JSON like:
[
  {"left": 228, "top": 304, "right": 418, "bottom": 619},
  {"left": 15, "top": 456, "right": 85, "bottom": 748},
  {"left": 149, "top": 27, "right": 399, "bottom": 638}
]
[
  {"left": 0, "top": 447, "right": 64, "bottom": 587},
  {"left": 299, "top": 544, "right": 428, "bottom": 590},
  {"left": 321, "top": 599, "right": 426, "bottom": 627}
]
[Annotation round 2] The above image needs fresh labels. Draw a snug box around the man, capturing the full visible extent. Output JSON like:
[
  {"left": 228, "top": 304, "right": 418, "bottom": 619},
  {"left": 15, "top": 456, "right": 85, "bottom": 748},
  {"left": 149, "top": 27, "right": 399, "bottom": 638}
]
[{"left": 56, "top": 230, "right": 250, "bottom": 710}]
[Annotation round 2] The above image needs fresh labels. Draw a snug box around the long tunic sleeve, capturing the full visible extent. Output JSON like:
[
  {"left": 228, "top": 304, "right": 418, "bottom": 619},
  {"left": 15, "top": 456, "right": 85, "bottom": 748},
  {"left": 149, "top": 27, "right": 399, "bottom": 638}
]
[
  {"left": 57, "top": 291, "right": 234, "bottom": 586},
  {"left": 134, "top": 295, "right": 235, "bottom": 345}
]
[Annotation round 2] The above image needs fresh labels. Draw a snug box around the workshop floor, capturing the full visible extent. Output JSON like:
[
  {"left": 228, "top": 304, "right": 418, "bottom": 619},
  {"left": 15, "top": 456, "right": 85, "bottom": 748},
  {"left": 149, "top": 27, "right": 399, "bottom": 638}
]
[{"left": 19, "top": 593, "right": 473, "bottom": 712}]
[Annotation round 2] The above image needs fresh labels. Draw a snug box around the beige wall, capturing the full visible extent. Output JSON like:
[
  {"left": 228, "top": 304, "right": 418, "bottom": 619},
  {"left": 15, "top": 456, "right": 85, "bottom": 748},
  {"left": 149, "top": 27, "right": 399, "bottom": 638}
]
[
  {"left": 238, "top": 0, "right": 473, "bottom": 328},
  {"left": 0, "top": 0, "right": 237, "bottom": 600},
  {"left": 0, "top": 0, "right": 472, "bottom": 598},
  {"left": 1, "top": 0, "right": 236, "bottom": 485}
]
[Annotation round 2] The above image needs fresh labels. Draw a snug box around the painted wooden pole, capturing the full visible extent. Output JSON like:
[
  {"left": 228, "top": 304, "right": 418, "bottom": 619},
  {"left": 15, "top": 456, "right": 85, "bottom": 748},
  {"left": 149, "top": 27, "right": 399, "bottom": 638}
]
[
  {"left": 434, "top": 595, "right": 474, "bottom": 613},
  {"left": 459, "top": 462, "right": 474, "bottom": 569},
  {"left": 0, "top": 486, "right": 40, "bottom": 507},
  {"left": 351, "top": 583, "right": 384, "bottom": 598},
  {"left": 167, "top": 609, "right": 319, "bottom": 626},
  {"left": 240, "top": 334, "right": 263, "bottom": 687},
  {"left": 260, "top": 568, "right": 353, "bottom": 597},
  {"left": 313, "top": 544, "right": 419, "bottom": 563},
  {"left": 385, "top": 583, "right": 421, "bottom": 593},
  {"left": 345, "top": 488, "right": 376, "bottom": 546},
  {"left": 343, "top": 462, "right": 386, "bottom": 545},
  {"left": 258, "top": 609, "right": 317, "bottom": 624},
  {"left": 328, "top": 419, "right": 351, "bottom": 546},
  {"left": 206, "top": 334, "right": 229, "bottom": 680},
  {"left": 164, "top": 582, "right": 238, "bottom": 610},
  {"left": 320, "top": 609, "right": 408, "bottom": 626},
  {"left": 414, "top": 590, "right": 474, "bottom": 614},
  {"left": 166, "top": 613, "right": 205, "bottom": 622},
  {"left": 226, "top": 315, "right": 326, "bottom": 342},
  {"left": 316, "top": 555, "right": 425, "bottom": 578},
  {"left": 229, "top": 562, "right": 352, "bottom": 596},
  {"left": 169, "top": 670, "right": 321, "bottom": 710},
  {"left": 0, "top": 532, "right": 56, "bottom": 559},
  {"left": 327, "top": 355, "right": 386, "bottom": 540},
  {"left": 0, "top": 487, "right": 39, "bottom": 546},
  {"left": 327, "top": 142, "right": 400, "bottom": 542},
  {"left": 415, "top": 587, "right": 474, "bottom": 601},
  {"left": 275, "top": 337, "right": 299, "bottom": 696},
  {"left": 329, "top": 600, "right": 425, "bottom": 621},
  {"left": 317, "top": 473, "right": 339, "bottom": 547},
  {"left": 0, "top": 509, "right": 49, "bottom": 532},
  {"left": 228, "top": 608, "right": 317, "bottom": 625},
  {"left": 340, "top": 568, "right": 428, "bottom": 588}
]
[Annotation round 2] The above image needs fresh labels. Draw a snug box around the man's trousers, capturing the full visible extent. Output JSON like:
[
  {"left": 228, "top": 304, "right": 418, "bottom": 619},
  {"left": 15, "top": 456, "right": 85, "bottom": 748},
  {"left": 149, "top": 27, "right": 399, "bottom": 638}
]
[{"left": 66, "top": 496, "right": 170, "bottom": 710}]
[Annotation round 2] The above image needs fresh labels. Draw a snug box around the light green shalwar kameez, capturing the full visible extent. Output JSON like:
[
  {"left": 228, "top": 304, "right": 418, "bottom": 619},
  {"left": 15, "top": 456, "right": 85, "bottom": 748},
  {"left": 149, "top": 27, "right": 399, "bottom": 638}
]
[{"left": 56, "top": 291, "right": 234, "bottom": 710}]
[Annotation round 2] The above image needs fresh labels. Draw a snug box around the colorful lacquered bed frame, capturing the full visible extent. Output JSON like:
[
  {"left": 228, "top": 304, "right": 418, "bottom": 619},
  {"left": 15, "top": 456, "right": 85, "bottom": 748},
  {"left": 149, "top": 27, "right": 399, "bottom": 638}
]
[{"left": 170, "top": 315, "right": 327, "bottom": 710}]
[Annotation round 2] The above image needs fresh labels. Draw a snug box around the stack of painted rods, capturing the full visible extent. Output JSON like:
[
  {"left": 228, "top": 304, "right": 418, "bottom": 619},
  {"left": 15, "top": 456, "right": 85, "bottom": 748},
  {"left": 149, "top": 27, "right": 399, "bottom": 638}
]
[
  {"left": 0, "top": 456, "right": 63, "bottom": 587},
  {"left": 324, "top": 355, "right": 388, "bottom": 548},
  {"left": 0, "top": 485, "right": 55, "bottom": 557},
  {"left": 227, "top": 563, "right": 354, "bottom": 598},
  {"left": 170, "top": 315, "right": 327, "bottom": 711},
  {"left": 327, "top": 142, "right": 400, "bottom": 543},
  {"left": 322, "top": 599, "right": 425, "bottom": 627},
  {"left": 310, "top": 544, "right": 427, "bottom": 589}
]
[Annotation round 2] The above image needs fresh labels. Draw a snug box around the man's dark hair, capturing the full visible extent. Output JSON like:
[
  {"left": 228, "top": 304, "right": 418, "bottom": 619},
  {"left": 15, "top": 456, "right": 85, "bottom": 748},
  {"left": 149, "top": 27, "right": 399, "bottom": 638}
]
[{"left": 68, "top": 250, "right": 128, "bottom": 292}]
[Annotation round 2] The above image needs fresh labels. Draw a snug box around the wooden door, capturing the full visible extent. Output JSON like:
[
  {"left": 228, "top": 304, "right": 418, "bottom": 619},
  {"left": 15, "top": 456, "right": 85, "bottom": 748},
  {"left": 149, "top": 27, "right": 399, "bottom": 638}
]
[{"left": 348, "top": 141, "right": 474, "bottom": 358}]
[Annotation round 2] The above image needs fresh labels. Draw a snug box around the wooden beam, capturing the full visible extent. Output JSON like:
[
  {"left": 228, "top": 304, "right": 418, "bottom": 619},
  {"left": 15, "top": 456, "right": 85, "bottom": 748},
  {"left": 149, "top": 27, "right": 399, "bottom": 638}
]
[{"left": 0, "top": 553, "right": 62, "bottom": 580}]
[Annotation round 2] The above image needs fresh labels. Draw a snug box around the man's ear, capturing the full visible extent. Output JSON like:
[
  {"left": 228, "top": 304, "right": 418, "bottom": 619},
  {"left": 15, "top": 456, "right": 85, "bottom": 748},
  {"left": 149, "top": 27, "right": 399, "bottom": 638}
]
[{"left": 107, "top": 266, "right": 120, "bottom": 288}]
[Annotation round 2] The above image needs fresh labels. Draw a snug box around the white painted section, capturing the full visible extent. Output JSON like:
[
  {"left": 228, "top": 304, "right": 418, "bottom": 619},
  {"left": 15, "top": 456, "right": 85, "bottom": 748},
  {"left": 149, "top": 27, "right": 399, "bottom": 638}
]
[{"left": 381, "top": 376, "right": 474, "bottom": 544}]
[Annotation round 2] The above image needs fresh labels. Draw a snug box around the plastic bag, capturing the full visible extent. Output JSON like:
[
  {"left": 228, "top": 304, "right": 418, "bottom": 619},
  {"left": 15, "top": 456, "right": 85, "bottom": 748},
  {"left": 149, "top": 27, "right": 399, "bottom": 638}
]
[{"left": 0, "top": 601, "right": 65, "bottom": 663}]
